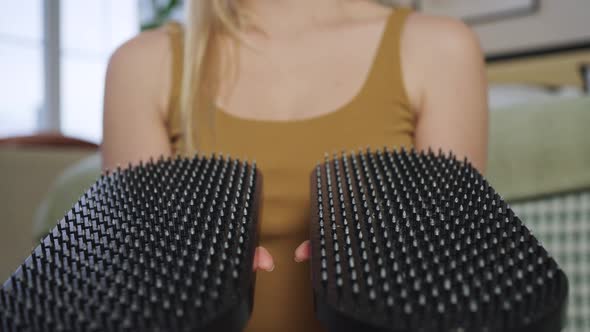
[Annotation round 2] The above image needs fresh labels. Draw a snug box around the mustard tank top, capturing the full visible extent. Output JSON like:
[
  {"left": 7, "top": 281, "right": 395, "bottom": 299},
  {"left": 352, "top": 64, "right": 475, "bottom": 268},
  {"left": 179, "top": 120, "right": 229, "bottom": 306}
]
[{"left": 165, "top": 8, "right": 415, "bottom": 331}]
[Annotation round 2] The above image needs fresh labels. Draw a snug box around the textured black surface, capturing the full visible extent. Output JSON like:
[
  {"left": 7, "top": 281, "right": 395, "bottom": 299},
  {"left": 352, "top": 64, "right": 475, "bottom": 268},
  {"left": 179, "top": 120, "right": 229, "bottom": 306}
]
[
  {"left": 310, "top": 148, "right": 568, "bottom": 332},
  {"left": 1, "top": 154, "right": 262, "bottom": 332}
]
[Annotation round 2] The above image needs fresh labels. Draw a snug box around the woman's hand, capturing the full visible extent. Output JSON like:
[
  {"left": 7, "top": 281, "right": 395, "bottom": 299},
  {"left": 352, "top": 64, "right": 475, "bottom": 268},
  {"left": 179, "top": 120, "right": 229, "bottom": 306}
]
[
  {"left": 294, "top": 240, "right": 311, "bottom": 263},
  {"left": 253, "top": 246, "right": 275, "bottom": 271}
]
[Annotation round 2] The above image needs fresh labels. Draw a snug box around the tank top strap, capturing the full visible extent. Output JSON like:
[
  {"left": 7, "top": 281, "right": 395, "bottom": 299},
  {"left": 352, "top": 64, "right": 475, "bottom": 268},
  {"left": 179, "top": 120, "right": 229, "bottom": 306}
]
[
  {"left": 363, "top": 7, "right": 413, "bottom": 107},
  {"left": 163, "top": 21, "right": 185, "bottom": 153}
]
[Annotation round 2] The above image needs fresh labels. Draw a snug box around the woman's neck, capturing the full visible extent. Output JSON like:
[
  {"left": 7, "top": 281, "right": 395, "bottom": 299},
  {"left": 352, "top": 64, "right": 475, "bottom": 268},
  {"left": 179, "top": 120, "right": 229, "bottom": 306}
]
[{"left": 239, "top": 0, "right": 372, "bottom": 37}]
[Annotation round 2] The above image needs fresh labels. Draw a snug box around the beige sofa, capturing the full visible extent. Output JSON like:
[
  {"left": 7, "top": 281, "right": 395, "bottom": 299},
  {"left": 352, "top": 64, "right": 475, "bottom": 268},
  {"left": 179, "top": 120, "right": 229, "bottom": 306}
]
[{"left": 0, "top": 147, "right": 95, "bottom": 281}]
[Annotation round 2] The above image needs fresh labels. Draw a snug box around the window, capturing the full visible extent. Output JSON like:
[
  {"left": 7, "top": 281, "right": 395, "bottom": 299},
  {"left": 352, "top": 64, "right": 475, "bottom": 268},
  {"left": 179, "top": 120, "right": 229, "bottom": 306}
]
[
  {"left": 0, "top": 1, "right": 44, "bottom": 137},
  {"left": 0, "top": 1, "right": 139, "bottom": 144},
  {"left": 61, "top": 0, "right": 138, "bottom": 143}
]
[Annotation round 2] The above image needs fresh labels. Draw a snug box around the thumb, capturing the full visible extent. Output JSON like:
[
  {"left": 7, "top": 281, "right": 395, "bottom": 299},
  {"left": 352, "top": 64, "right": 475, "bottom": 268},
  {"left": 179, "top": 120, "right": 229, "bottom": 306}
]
[{"left": 253, "top": 246, "right": 274, "bottom": 272}]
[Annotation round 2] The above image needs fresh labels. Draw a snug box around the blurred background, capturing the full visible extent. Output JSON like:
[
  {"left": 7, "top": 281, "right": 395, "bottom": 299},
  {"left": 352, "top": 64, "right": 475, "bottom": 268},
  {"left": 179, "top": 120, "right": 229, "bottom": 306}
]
[{"left": 0, "top": 0, "right": 589, "bottom": 330}]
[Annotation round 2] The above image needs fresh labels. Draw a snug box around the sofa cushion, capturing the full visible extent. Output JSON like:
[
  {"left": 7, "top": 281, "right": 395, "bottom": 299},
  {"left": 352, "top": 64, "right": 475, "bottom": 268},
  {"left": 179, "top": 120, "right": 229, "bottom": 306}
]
[
  {"left": 487, "top": 96, "right": 590, "bottom": 201},
  {"left": 32, "top": 153, "right": 101, "bottom": 239},
  {"left": 0, "top": 147, "right": 94, "bottom": 281}
]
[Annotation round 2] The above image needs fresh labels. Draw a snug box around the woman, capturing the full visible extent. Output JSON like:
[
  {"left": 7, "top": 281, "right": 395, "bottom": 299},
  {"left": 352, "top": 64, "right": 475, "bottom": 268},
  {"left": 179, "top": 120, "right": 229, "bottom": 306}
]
[{"left": 102, "top": 0, "right": 488, "bottom": 330}]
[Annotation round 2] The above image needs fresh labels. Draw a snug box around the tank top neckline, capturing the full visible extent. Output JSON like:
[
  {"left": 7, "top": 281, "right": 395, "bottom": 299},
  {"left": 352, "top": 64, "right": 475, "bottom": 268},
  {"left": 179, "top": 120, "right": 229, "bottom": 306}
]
[{"left": 213, "top": 8, "right": 405, "bottom": 126}]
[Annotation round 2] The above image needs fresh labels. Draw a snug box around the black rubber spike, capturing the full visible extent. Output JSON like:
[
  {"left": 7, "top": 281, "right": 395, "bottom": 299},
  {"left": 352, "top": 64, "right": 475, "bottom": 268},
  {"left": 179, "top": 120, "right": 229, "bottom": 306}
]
[
  {"left": 1, "top": 154, "right": 262, "bottom": 332},
  {"left": 310, "top": 147, "right": 568, "bottom": 332}
]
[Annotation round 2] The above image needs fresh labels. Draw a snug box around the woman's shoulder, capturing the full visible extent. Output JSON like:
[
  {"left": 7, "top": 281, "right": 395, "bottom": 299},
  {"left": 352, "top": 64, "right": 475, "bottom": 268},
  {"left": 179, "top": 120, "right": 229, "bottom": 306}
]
[
  {"left": 106, "top": 24, "right": 179, "bottom": 118},
  {"left": 404, "top": 12, "right": 481, "bottom": 55},
  {"left": 108, "top": 24, "right": 175, "bottom": 79},
  {"left": 400, "top": 11, "right": 484, "bottom": 110}
]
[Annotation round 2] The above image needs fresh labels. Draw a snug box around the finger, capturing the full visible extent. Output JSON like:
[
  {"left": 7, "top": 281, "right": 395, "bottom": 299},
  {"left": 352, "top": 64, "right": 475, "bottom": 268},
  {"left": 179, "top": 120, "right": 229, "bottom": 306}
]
[
  {"left": 252, "top": 247, "right": 260, "bottom": 270},
  {"left": 294, "top": 240, "right": 311, "bottom": 262},
  {"left": 254, "top": 246, "right": 274, "bottom": 272}
]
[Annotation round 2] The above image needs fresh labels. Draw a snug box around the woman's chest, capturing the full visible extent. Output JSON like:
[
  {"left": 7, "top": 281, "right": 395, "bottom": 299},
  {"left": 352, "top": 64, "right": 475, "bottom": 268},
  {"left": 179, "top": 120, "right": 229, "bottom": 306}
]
[
  {"left": 201, "top": 115, "right": 415, "bottom": 192},
  {"left": 216, "top": 19, "right": 389, "bottom": 122}
]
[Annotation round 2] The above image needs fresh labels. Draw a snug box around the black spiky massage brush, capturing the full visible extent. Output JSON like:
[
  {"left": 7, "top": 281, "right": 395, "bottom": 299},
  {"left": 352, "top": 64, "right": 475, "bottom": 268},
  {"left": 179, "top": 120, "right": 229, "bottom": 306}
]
[
  {"left": 310, "top": 148, "right": 568, "bottom": 332},
  {"left": 1, "top": 154, "right": 261, "bottom": 332}
]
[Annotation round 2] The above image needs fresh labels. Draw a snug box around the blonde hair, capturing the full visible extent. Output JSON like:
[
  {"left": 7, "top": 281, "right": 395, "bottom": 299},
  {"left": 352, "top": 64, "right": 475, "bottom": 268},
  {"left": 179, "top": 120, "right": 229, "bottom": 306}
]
[
  {"left": 179, "top": 0, "right": 401, "bottom": 153},
  {"left": 179, "top": 0, "right": 244, "bottom": 152}
]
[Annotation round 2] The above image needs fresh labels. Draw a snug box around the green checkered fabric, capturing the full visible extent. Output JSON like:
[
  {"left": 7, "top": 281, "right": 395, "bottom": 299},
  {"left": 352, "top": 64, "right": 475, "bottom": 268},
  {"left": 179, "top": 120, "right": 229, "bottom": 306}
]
[{"left": 510, "top": 190, "right": 590, "bottom": 332}]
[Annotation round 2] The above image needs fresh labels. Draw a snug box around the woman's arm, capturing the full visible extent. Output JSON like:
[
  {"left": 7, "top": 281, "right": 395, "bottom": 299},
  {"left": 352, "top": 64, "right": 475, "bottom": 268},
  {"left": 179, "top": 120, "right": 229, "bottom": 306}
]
[
  {"left": 403, "top": 14, "right": 489, "bottom": 173},
  {"left": 101, "top": 29, "right": 173, "bottom": 171}
]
